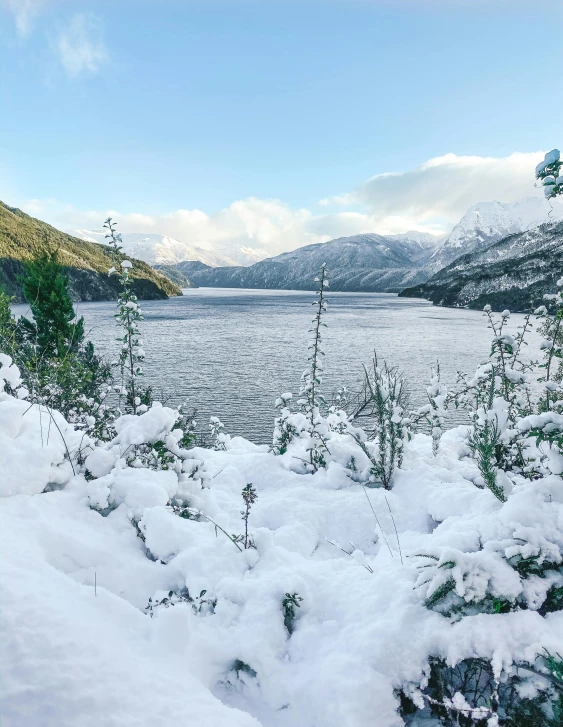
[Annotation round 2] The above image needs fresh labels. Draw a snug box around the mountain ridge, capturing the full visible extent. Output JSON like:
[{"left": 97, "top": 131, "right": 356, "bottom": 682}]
[
  {"left": 70, "top": 229, "right": 269, "bottom": 267},
  {"left": 0, "top": 202, "right": 183, "bottom": 303},
  {"left": 400, "top": 219, "right": 563, "bottom": 312},
  {"left": 175, "top": 232, "right": 442, "bottom": 292}
]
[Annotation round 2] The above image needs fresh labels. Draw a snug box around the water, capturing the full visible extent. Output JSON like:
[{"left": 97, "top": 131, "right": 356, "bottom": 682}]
[{"left": 12, "top": 289, "right": 533, "bottom": 443}]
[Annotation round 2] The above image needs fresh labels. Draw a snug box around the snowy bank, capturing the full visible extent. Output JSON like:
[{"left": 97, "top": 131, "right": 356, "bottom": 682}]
[{"left": 1, "top": 377, "right": 563, "bottom": 726}]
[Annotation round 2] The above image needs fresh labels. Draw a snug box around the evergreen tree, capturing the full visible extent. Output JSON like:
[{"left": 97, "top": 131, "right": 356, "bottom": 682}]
[
  {"left": 18, "top": 251, "right": 85, "bottom": 358},
  {"left": 3, "top": 252, "right": 113, "bottom": 433},
  {"left": 0, "top": 286, "right": 18, "bottom": 356}
]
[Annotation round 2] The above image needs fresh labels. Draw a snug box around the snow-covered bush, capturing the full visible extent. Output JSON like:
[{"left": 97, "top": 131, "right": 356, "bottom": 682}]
[
  {"left": 349, "top": 355, "right": 410, "bottom": 489},
  {"left": 415, "top": 363, "right": 448, "bottom": 455},
  {"left": 536, "top": 148, "right": 562, "bottom": 200},
  {"left": 209, "top": 415, "right": 230, "bottom": 450}
]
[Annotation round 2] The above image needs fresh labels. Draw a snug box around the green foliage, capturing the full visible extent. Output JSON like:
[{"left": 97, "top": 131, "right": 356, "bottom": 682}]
[
  {"left": 19, "top": 250, "right": 85, "bottom": 358},
  {"left": 535, "top": 149, "right": 563, "bottom": 200},
  {"left": 540, "top": 586, "right": 563, "bottom": 616},
  {"left": 0, "top": 253, "right": 114, "bottom": 433},
  {"left": 145, "top": 588, "right": 217, "bottom": 617},
  {"left": 0, "top": 286, "right": 17, "bottom": 356},
  {"left": 401, "top": 656, "right": 562, "bottom": 727},
  {"left": 282, "top": 592, "right": 303, "bottom": 635},
  {"left": 0, "top": 200, "right": 181, "bottom": 302},
  {"left": 352, "top": 355, "right": 409, "bottom": 489}
]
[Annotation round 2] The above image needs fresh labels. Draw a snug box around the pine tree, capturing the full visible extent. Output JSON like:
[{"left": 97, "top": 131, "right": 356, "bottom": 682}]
[
  {"left": 5, "top": 252, "right": 113, "bottom": 433},
  {"left": 18, "top": 251, "right": 85, "bottom": 358},
  {"left": 0, "top": 286, "right": 17, "bottom": 356}
]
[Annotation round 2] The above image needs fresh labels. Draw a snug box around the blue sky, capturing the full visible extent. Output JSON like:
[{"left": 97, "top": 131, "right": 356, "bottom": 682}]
[{"left": 1, "top": 0, "right": 562, "bottom": 255}]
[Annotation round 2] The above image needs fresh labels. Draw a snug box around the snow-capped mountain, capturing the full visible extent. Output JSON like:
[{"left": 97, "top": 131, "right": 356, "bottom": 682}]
[
  {"left": 402, "top": 218, "right": 563, "bottom": 312},
  {"left": 427, "top": 197, "right": 562, "bottom": 272},
  {"left": 69, "top": 229, "right": 256, "bottom": 267},
  {"left": 175, "top": 231, "right": 443, "bottom": 292}
]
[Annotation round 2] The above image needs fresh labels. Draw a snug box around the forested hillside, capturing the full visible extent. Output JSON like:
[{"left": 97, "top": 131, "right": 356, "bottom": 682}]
[
  {"left": 400, "top": 220, "right": 563, "bottom": 311},
  {"left": 0, "top": 202, "right": 182, "bottom": 302}
]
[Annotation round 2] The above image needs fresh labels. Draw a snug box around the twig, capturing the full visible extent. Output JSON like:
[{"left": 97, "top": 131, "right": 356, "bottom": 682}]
[
  {"left": 359, "top": 480, "right": 394, "bottom": 559},
  {"left": 325, "top": 538, "right": 373, "bottom": 573},
  {"left": 202, "top": 514, "right": 243, "bottom": 552},
  {"left": 384, "top": 495, "right": 403, "bottom": 565}
]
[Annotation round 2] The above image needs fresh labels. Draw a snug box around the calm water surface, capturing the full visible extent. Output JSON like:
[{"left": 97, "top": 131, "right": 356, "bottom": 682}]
[{"left": 13, "top": 289, "right": 534, "bottom": 442}]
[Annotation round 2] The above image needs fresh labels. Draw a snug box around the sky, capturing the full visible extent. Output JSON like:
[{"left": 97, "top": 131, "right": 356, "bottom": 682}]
[{"left": 1, "top": 0, "right": 562, "bottom": 256}]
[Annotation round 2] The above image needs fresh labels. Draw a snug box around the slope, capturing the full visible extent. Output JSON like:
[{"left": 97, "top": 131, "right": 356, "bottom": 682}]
[
  {"left": 400, "top": 220, "right": 563, "bottom": 312},
  {"left": 426, "top": 197, "right": 562, "bottom": 273},
  {"left": 0, "top": 203, "right": 182, "bottom": 302},
  {"left": 175, "top": 233, "right": 441, "bottom": 292}
]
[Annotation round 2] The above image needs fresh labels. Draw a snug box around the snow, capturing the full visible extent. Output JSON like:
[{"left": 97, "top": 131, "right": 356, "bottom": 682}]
[
  {"left": 2, "top": 380, "right": 563, "bottom": 726},
  {"left": 70, "top": 229, "right": 267, "bottom": 267},
  {"left": 536, "top": 149, "right": 561, "bottom": 175}
]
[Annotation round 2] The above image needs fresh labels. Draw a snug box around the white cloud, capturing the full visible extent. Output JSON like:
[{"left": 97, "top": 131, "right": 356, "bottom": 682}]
[
  {"left": 54, "top": 12, "right": 108, "bottom": 77},
  {"left": 10, "top": 151, "right": 550, "bottom": 259},
  {"left": 343, "top": 151, "right": 546, "bottom": 230},
  {"left": 18, "top": 197, "right": 328, "bottom": 258},
  {"left": 1, "top": 0, "right": 49, "bottom": 35}
]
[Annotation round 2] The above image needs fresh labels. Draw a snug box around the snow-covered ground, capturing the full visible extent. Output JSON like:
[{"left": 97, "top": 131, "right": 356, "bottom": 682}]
[{"left": 2, "top": 357, "right": 563, "bottom": 727}]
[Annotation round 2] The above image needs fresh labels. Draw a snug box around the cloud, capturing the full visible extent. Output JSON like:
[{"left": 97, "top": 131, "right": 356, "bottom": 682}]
[
  {"left": 334, "top": 151, "right": 546, "bottom": 230},
  {"left": 10, "top": 151, "right": 552, "bottom": 259},
  {"left": 54, "top": 12, "right": 108, "bottom": 77},
  {"left": 1, "top": 0, "right": 48, "bottom": 35},
  {"left": 18, "top": 197, "right": 328, "bottom": 257}
]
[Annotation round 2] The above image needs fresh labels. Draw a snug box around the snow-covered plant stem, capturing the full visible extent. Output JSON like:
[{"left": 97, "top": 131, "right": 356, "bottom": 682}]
[
  {"left": 467, "top": 369, "right": 506, "bottom": 502},
  {"left": 209, "top": 415, "right": 228, "bottom": 450},
  {"left": 416, "top": 362, "right": 447, "bottom": 455},
  {"left": 298, "top": 263, "right": 330, "bottom": 471},
  {"left": 103, "top": 218, "right": 146, "bottom": 415},
  {"left": 241, "top": 482, "right": 257, "bottom": 549},
  {"left": 354, "top": 355, "right": 409, "bottom": 489},
  {"left": 272, "top": 393, "right": 297, "bottom": 454},
  {"left": 536, "top": 280, "right": 563, "bottom": 413}
]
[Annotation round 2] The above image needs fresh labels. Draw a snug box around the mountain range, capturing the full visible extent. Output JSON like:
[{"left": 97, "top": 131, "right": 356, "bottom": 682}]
[
  {"left": 70, "top": 229, "right": 267, "bottom": 267},
  {"left": 162, "top": 198, "right": 561, "bottom": 302},
  {"left": 175, "top": 231, "right": 441, "bottom": 292}
]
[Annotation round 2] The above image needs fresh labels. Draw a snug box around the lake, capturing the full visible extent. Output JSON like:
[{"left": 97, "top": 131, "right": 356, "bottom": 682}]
[{"left": 12, "top": 289, "right": 535, "bottom": 443}]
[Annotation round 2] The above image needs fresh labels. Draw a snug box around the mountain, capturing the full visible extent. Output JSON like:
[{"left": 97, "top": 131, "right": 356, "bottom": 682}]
[
  {"left": 0, "top": 202, "right": 182, "bottom": 303},
  {"left": 400, "top": 220, "right": 563, "bottom": 312},
  {"left": 426, "top": 197, "right": 560, "bottom": 273},
  {"left": 70, "top": 229, "right": 239, "bottom": 267},
  {"left": 175, "top": 232, "right": 442, "bottom": 292}
]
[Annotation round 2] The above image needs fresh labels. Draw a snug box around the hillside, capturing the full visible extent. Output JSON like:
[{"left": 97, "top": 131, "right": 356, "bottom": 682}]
[
  {"left": 0, "top": 203, "right": 182, "bottom": 302},
  {"left": 425, "top": 197, "right": 561, "bottom": 273},
  {"left": 400, "top": 220, "right": 563, "bottom": 312},
  {"left": 174, "top": 232, "right": 441, "bottom": 292}
]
